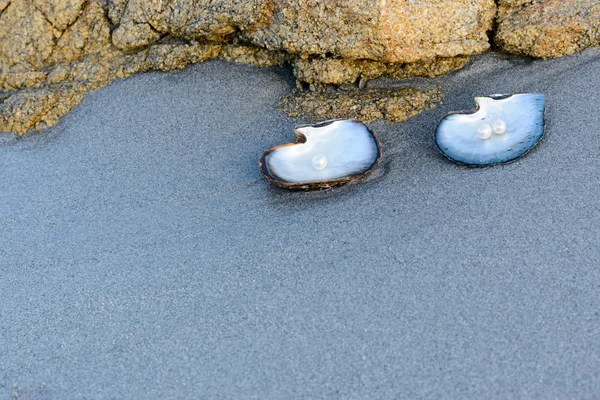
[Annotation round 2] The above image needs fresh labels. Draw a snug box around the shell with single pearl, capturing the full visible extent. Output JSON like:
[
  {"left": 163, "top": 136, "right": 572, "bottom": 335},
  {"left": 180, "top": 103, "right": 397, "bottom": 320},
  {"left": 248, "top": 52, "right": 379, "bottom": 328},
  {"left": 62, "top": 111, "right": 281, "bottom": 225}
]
[{"left": 259, "top": 119, "right": 382, "bottom": 190}]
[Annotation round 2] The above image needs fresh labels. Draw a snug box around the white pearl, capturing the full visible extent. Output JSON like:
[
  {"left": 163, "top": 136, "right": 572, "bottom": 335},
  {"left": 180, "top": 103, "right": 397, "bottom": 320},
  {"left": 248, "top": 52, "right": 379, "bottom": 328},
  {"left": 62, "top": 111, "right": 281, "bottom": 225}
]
[
  {"left": 477, "top": 124, "right": 493, "bottom": 140},
  {"left": 312, "top": 153, "right": 328, "bottom": 170},
  {"left": 492, "top": 119, "right": 507, "bottom": 135}
]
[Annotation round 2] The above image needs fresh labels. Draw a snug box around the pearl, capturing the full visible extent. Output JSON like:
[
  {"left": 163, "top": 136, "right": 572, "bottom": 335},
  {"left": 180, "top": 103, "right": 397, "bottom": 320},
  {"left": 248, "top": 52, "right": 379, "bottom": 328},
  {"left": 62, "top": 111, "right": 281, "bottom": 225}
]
[
  {"left": 312, "top": 153, "right": 328, "bottom": 170},
  {"left": 477, "top": 124, "right": 493, "bottom": 140},
  {"left": 492, "top": 119, "right": 507, "bottom": 135}
]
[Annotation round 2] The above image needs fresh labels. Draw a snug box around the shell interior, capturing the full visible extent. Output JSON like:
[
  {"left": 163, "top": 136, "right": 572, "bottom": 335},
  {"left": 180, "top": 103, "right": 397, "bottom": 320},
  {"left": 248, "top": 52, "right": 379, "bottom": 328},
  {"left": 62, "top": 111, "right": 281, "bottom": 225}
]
[
  {"left": 261, "top": 120, "right": 380, "bottom": 186},
  {"left": 436, "top": 94, "right": 545, "bottom": 166}
]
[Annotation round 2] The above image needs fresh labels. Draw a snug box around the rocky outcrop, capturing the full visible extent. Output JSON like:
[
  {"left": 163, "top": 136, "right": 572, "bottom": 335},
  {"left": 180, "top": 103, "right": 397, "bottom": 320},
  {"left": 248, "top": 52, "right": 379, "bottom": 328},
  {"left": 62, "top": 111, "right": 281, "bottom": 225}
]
[
  {"left": 0, "top": 0, "right": 111, "bottom": 74},
  {"left": 495, "top": 0, "right": 600, "bottom": 58},
  {"left": 111, "top": 0, "right": 495, "bottom": 62},
  {"left": 0, "top": 83, "right": 87, "bottom": 135},
  {"left": 1, "top": 0, "right": 496, "bottom": 135},
  {"left": 279, "top": 87, "right": 443, "bottom": 123},
  {"left": 241, "top": 0, "right": 495, "bottom": 63},
  {"left": 293, "top": 57, "right": 470, "bottom": 88},
  {"left": 0, "top": 43, "right": 286, "bottom": 134},
  {"left": 110, "top": 0, "right": 274, "bottom": 50},
  {"left": 0, "top": 0, "right": 598, "bottom": 135}
]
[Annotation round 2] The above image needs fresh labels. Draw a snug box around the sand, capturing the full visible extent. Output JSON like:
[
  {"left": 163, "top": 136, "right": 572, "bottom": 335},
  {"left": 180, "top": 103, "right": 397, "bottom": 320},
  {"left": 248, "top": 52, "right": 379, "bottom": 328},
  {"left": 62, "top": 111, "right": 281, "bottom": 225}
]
[{"left": 1, "top": 49, "right": 600, "bottom": 398}]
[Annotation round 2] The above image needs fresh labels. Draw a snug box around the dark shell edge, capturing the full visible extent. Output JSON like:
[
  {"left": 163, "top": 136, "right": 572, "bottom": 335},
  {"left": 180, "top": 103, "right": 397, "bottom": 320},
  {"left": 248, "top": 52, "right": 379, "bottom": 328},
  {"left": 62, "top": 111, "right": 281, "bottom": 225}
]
[{"left": 258, "top": 119, "right": 383, "bottom": 191}]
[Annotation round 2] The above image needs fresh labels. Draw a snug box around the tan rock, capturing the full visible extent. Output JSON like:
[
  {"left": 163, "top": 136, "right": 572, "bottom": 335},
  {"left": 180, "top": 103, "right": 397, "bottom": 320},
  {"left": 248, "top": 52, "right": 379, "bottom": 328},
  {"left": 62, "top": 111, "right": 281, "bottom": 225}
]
[
  {"left": 0, "top": 71, "right": 48, "bottom": 92},
  {"left": 497, "top": 0, "right": 532, "bottom": 7},
  {"left": 111, "top": 0, "right": 274, "bottom": 50},
  {"left": 0, "top": 42, "right": 265, "bottom": 135},
  {"left": 220, "top": 45, "right": 291, "bottom": 67},
  {"left": 1, "top": 0, "right": 496, "bottom": 136},
  {"left": 0, "top": 0, "right": 111, "bottom": 76},
  {"left": 0, "top": 0, "right": 10, "bottom": 13},
  {"left": 0, "top": 83, "right": 86, "bottom": 135},
  {"left": 143, "top": 43, "right": 224, "bottom": 72},
  {"left": 35, "top": 0, "right": 87, "bottom": 32},
  {"left": 50, "top": 0, "right": 111, "bottom": 65},
  {"left": 496, "top": 0, "right": 600, "bottom": 58},
  {"left": 109, "top": 0, "right": 495, "bottom": 62},
  {"left": 0, "top": 0, "right": 56, "bottom": 73},
  {"left": 293, "top": 57, "right": 470, "bottom": 86},
  {"left": 278, "top": 87, "right": 443, "bottom": 123},
  {"left": 245, "top": 0, "right": 495, "bottom": 63}
]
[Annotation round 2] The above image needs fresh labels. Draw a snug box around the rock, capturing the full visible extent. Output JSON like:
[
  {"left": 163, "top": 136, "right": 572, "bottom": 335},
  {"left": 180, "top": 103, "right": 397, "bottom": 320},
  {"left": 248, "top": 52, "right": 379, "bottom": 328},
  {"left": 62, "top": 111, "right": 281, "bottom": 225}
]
[
  {"left": 0, "top": 84, "right": 86, "bottom": 135},
  {"left": 0, "top": 0, "right": 111, "bottom": 74},
  {"left": 143, "top": 43, "right": 224, "bottom": 72},
  {"left": 244, "top": 0, "right": 494, "bottom": 63},
  {"left": 36, "top": 0, "right": 87, "bottom": 32},
  {"left": 293, "top": 56, "right": 470, "bottom": 86},
  {"left": 495, "top": 0, "right": 600, "bottom": 58},
  {"left": 110, "top": 0, "right": 495, "bottom": 62},
  {"left": 0, "top": 71, "right": 48, "bottom": 92},
  {"left": 111, "top": 0, "right": 274, "bottom": 50},
  {"left": 0, "top": 42, "right": 288, "bottom": 134},
  {"left": 220, "top": 45, "right": 292, "bottom": 67},
  {"left": 278, "top": 87, "right": 443, "bottom": 123},
  {"left": 49, "top": 0, "right": 111, "bottom": 65},
  {"left": 3, "top": 0, "right": 599, "bottom": 136},
  {"left": 0, "top": 0, "right": 497, "bottom": 135},
  {"left": 0, "top": 0, "right": 57, "bottom": 73}
]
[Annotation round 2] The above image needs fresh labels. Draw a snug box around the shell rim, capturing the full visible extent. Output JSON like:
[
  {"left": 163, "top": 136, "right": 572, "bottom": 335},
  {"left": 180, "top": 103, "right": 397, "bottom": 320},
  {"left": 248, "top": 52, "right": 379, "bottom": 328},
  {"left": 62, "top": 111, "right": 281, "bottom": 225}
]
[
  {"left": 434, "top": 93, "right": 546, "bottom": 167},
  {"left": 258, "top": 118, "right": 383, "bottom": 190}
]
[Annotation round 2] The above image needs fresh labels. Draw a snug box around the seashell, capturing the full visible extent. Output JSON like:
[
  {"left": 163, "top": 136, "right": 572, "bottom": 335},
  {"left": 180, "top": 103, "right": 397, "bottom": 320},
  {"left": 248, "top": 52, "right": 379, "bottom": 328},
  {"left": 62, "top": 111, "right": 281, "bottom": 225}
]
[
  {"left": 259, "top": 119, "right": 382, "bottom": 190},
  {"left": 436, "top": 94, "right": 545, "bottom": 167}
]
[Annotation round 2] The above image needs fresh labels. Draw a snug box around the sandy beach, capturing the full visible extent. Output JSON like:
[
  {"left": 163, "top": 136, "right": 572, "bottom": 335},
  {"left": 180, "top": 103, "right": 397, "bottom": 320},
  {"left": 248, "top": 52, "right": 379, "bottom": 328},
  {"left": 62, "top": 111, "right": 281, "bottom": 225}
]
[{"left": 1, "top": 49, "right": 600, "bottom": 398}]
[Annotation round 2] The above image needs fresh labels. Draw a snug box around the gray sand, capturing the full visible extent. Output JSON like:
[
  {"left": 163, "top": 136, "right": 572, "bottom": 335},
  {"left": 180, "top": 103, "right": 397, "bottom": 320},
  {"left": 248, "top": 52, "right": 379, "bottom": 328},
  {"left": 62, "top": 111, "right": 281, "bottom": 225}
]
[{"left": 1, "top": 49, "right": 600, "bottom": 399}]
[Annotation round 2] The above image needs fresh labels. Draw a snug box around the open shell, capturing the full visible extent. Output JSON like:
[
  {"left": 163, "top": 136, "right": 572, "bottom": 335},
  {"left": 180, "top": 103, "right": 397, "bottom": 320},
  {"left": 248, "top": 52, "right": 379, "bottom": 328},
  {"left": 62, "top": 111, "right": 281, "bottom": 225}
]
[
  {"left": 259, "top": 119, "right": 382, "bottom": 190},
  {"left": 436, "top": 94, "right": 545, "bottom": 167}
]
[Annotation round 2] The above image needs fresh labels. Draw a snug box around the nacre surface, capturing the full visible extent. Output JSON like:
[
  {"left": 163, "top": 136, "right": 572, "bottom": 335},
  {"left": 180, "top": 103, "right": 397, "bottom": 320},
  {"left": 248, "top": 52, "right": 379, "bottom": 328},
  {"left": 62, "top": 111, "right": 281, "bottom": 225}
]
[
  {"left": 436, "top": 94, "right": 545, "bottom": 166},
  {"left": 259, "top": 119, "right": 381, "bottom": 190}
]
